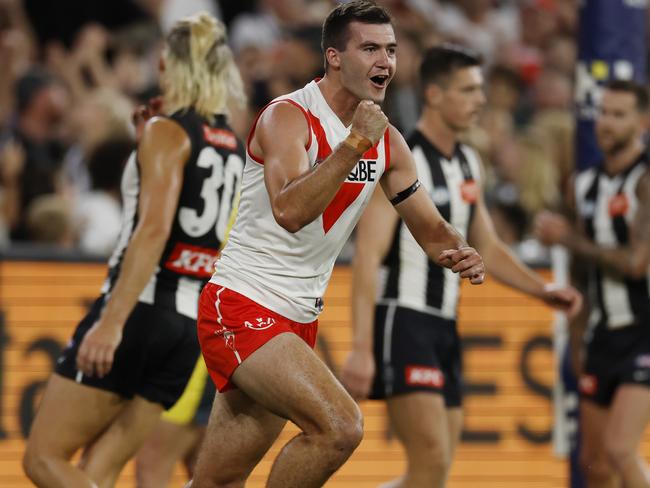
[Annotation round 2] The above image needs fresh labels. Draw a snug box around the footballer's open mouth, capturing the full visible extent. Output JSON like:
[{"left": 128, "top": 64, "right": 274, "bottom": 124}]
[{"left": 370, "top": 74, "right": 389, "bottom": 88}]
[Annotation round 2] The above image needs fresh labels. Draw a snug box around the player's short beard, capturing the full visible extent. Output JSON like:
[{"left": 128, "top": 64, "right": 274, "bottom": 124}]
[{"left": 604, "top": 131, "right": 634, "bottom": 157}]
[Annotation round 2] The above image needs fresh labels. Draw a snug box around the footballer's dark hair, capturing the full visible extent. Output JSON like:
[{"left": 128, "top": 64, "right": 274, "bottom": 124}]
[
  {"left": 605, "top": 79, "right": 649, "bottom": 112},
  {"left": 321, "top": 1, "right": 392, "bottom": 70},
  {"left": 420, "top": 44, "right": 482, "bottom": 92}
]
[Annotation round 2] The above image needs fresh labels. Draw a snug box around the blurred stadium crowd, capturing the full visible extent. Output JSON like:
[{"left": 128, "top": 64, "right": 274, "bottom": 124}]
[{"left": 0, "top": 0, "right": 608, "bottom": 256}]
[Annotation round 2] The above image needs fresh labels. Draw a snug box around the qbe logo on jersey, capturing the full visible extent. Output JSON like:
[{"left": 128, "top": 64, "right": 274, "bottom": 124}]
[{"left": 346, "top": 160, "right": 377, "bottom": 183}]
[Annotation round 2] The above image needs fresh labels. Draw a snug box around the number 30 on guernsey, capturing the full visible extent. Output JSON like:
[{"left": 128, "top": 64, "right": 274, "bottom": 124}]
[{"left": 178, "top": 147, "right": 244, "bottom": 241}]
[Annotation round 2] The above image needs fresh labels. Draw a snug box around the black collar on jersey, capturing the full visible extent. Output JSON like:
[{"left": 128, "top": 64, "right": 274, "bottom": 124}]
[
  {"left": 410, "top": 129, "right": 474, "bottom": 181},
  {"left": 410, "top": 129, "right": 462, "bottom": 161},
  {"left": 171, "top": 107, "right": 227, "bottom": 125},
  {"left": 597, "top": 147, "right": 649, "bottom": 180}
]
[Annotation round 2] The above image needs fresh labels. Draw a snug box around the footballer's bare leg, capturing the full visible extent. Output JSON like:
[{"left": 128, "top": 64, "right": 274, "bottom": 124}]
[
  {"left": 604, "top": 385, "right": 650, "bottom": 487},
  {"left": 135, "top": 419, "right": 203, "bottom": 488},
  {"left": 381, "top": 393, "right": 451, "bottom": 488},
  {"left": 23, "top": 374, "right": 125, "bottom": 488},
  {"left": 446, "top": 407, "right": 463, "bottom": 472},
  {"left": 78, "top": 395, "right": 163, "bottom": 488},
  {"left": 191, "top": 388, "right": 287, "bottom": 487},
  {"left": 192, "top": 332, "right": 363, "bottom": 487},
  {"left": 580, "top": 400, "right": 619, "bottom": 488}
]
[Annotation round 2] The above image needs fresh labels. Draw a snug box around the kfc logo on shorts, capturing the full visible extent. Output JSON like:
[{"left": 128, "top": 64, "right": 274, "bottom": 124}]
[
  {"left": 579, "top": 374, "right": 597, "bottom": 395},
  {"left": 405, "top": 366, "right": 444, "bottom": 388},
  {"left": 165, "top": 243, "right": 219, "bottom": 278},
  {"left": 244, "top": 317, "right": 276, "bottom": 331},
  {"left": 223, "top": 331, "right": 236, "bottom": 351}
]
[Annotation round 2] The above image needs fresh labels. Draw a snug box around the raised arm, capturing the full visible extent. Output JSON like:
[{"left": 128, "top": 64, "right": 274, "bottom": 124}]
[
  {"left": 341, "top": 187, "right": 399, "bottom": 399},
  {"left": 253, "top": 100, "right": 388, "bottom": 232},
  {"left": 381, "top": 126, "right": 485, "bottom": 284},
  {"left": 76, "top": 117, "right": 191, "bottom": 378}
]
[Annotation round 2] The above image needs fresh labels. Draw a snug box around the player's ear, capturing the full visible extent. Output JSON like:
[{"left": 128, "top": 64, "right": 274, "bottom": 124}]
[
  {"left": 326, "top": 47, "right": 342, "bottom": 71},
  {"left": 640, "top": 109, "right": 650, "bottom": 132},
  {"left": 424, "top": 83, "right": 443, "bottom": 108}
]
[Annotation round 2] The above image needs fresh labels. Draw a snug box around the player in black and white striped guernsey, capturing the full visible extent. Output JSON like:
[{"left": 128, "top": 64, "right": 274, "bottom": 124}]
[
  {"left": 100, "top": 107, "right": 243, "bottom": 319},
  {"left": 381, "top": 130, "right": 481, "bottom": 320},
  {"left": 23, "top": 14, "right": 245, "bottom": 488},
  {"left": 342, "top": 45, "right": 582, "bottom": 488},
  {"left": 536, "top": 80, "right": 650, "bottom": 488}
]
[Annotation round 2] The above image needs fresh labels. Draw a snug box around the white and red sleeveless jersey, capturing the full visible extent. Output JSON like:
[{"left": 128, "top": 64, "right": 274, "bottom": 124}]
[{"left": 210, "top": 80, "right": 391, "bottom": 323}]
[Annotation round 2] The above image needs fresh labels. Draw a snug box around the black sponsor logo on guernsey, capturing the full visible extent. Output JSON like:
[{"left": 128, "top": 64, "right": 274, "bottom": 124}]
[{"left": 346, "top": 160, "right": 377, "bottom": 183}]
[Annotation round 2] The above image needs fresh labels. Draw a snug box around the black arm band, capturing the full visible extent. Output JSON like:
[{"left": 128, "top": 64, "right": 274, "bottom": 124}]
[{"left": 390, "top": 180, "right": 421, "bottom": 206}]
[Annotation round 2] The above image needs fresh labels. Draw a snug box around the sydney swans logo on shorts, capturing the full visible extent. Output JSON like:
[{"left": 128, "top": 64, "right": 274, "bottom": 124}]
[
  {"left": 214, "top": 327, "right": 237, "bottom": 351},
  {"left": 244, "top": 317, "right": 276, "bottom": 331},
  {"left": 223, "top": 330, "right": 236, "bottom": 351}
]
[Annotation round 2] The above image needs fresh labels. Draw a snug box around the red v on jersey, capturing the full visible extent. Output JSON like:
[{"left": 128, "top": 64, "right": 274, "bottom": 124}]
[
  {"left": 308, "top": 110, "right": 380, "bottom": 234},
  {"left": 323, "top": 143, "right": 379, "bottom": 233},
  {"left": 323, "top": 183, "right": 365, "bottom": 233}
]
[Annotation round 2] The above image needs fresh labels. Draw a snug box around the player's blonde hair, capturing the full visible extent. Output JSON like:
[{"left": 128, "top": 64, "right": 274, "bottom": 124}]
[{"left": 161, "top": 13, "right": 245, "bottom": 120}]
